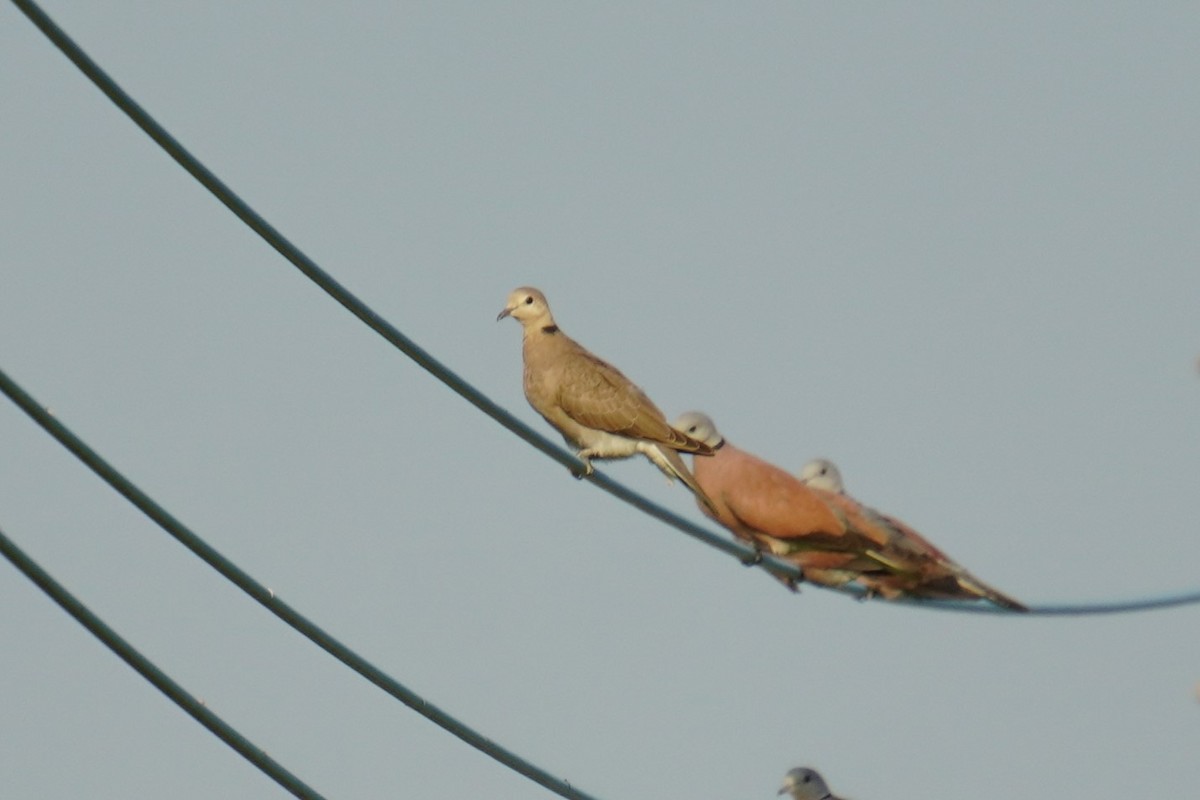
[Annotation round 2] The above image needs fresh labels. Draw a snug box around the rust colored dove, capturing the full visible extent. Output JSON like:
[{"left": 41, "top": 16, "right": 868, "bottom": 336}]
[
  {"left": 796, "top": 457, "right": 1026, "bottom": 610},
  {"left": 778, "top": 767, "right": 848, "bottom": 800},
  {"left": 674, "top": 412, "right": 1026, "bottom": 610},
  {"left": 498, "top": 287, "right": 716, "bottom": 512}
]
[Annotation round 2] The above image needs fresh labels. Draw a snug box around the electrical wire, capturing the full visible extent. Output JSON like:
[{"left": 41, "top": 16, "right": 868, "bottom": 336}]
[
  {"left": 0, "top": 523, "right": 327, "bottom": 800},
  {"left": 9, "top": 0, "right": 1200, "bottom": 618},
  {"left": 916, "top": 590, "right": 1200, "bottom": 616},
  {"left": 0, "top": 367, "right": 602, "bottom": 800}
]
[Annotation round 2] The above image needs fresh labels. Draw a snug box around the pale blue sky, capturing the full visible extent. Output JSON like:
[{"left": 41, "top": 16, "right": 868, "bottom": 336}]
[{"left": 2, "top": 3, "right": 1198, "bottom": 799}]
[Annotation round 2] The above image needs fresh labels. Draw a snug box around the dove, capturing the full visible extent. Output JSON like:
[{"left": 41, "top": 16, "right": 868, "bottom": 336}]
[
  {"left": 797, "top": 457, "right": 1027, "bottom": 610},
  {"left": 672, "top": 412, "right": 1027, "bottom": 610},
  {"left": 671, "top": 411, "right": 898, "bottom": 591},
  {"left": 778, "top": 767, "right": 845, "bottom": 800},
  {"left": 498, "top": 287, "right": 716, "bottom": 511},
  {"left": 797, "top": 458, "right": 844, "bottom": 493}
]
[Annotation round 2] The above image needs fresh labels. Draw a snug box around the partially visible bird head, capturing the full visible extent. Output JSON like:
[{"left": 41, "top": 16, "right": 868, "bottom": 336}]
[
  {"left": 797, "top": 458, "right": 844, "bottom": 493},
  {"left": 672, "top": 411, "right": 723, "bottom": 448},
  {"left": 778, "top": 767, "right": 833, "bottom": 800},
  {"left": 497, "top": 286, "right": 553, "bottom": 326}
]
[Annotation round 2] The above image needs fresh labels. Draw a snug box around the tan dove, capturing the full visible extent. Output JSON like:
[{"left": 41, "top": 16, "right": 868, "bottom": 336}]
[
  {"left": 778, "top": 767, "right": 846, "bottom": 800},
  {"left": 672, "top": 412, "right": 1027, "bottom": 610},
  {"left": 498, "top": 287, "right": 716, "bottom": 511}
]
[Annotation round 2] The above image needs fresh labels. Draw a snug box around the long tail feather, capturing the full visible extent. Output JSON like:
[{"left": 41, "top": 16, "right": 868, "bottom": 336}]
[
  {"left": 957, "top": 573, "right": 1028, "bottom": 612},
  {"left": 655, "top": 446, "right": 719, "bottom": 516}
]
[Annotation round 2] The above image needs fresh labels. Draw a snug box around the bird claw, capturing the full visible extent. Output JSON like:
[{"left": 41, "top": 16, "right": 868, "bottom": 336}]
[
  {"left": 740, "top": 550, "right": 764, "bottom": 567},
  {"left": 566, "top": 448, "right": 595, "bottom": 479}
]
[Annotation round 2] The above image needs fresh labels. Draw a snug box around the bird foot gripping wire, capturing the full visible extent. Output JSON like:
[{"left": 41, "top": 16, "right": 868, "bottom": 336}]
[
  {"left": 568, "top": 451, "right": 595, "bottom": 479},
  {"left": 855, "top": 588, "right": 877, "bottom": 603},
  {"left": 740, "top": 549, "right": 764, "bottom": 567}
]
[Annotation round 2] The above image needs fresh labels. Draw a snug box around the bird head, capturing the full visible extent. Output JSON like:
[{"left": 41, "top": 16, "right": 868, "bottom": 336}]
[
  {"left": 778, "top": 767, "right": 832, "bottom": 800},
  {"left": 497, "top": 286, "right": 553, "bottom": 327},
  {"left": 672, "top": 411, "right": 723, "bottom": 449},
  {"left": 797, "top": 458, "right": 844, "bottom": 493}
]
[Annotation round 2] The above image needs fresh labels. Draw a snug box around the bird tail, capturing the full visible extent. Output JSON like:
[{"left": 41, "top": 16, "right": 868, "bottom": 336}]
[
  {"left": 652, "top": 445, "right": 720, "bottom": 516},
  {"left": 957, "top": 573, "right": 1028, "bottom": 612}
]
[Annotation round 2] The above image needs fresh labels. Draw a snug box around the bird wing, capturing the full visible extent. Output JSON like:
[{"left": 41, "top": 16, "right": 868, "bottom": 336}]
[
  {"left": 556, "top": 348, "right": 712, "bottom": 453},
  {"left": 876, "top": 511, "right": 1027, "bottom": 609}
]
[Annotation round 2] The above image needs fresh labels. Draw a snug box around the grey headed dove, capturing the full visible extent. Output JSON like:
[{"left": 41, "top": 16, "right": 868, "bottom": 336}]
[
  {"left": 797, "top": 457, "right": 1027, "bottom": 610},
  {"left": 778, "top": 767, "right": 845, "bottom": 800},
  {"left": 796, "top": 460, "right": 1022, "bottom": 609},
  {"left": 672, "top": 412, "right": 1026, "bottom": 610},
  {"left": 499, "top": 287, "right": 716, "bottom": 512}
]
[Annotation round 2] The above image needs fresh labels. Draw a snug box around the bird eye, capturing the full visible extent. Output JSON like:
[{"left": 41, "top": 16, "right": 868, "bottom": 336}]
[
  {"left": 802, "top": 775, "right": 812, "bottom": 783},
  {"left": 687, "top": 426, "right": 697, "bottom": 434},
  {"left": 524, "top": 296, "right": 533, "bottom": 305}
]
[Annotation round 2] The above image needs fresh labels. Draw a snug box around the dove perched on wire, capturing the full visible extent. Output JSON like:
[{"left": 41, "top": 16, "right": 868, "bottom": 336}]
[
  {"left": 498, "top": 287, "right": 716, "bottom": 512},
  {"left": 778, "top": 767, "right": 846, "bottom": 800},
  {"left": 672, "top": 412, "right": 1026, "bottom": 610},
  {"left": 797, "top": 457, "right": 1026, "bottom": 609}
]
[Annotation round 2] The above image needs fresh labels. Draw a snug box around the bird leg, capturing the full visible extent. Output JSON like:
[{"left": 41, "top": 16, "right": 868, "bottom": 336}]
[{"left": 570, "top": 450, "right": 596, "bottom": 478}]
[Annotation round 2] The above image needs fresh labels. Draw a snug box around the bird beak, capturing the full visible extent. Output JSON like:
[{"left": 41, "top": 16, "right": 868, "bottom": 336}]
[
  {"left": 777, "top": 786, "right": 789, "bottom": 796},
  {"left": 497, "top": 305, "right": 513, "bottom": 321}
]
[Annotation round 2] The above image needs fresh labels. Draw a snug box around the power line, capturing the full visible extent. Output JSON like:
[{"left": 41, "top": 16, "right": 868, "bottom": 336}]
[
  {"left": 0, "top": 367, "right": 603, "bottom": 800},
  {"left": 895, "top": 588, "right": 1200, "bottom": 616},
  {"left": 0, "top": 523, "right": 328, "bottom": 800},
  {"left": 10, "top": 0, "right": 1200, "bottom": 617}
]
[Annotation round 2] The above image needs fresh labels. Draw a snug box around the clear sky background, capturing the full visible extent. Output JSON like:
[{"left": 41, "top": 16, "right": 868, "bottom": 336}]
[{"left": 2, "top": 3, "right": 1198, "bottom": 799}]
